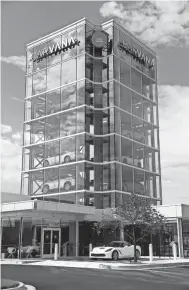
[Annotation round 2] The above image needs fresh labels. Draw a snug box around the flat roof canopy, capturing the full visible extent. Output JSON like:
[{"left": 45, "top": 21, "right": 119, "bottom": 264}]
[{"left": 1, "top": 200, "right": 95, "bottom": 221}]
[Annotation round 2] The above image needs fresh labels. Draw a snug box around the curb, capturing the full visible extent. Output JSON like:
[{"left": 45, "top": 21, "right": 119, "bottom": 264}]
[
  {"left": 107, "top": 261, "right": 189, "bottom": 271},
  {"left": 2, "top": 281, "right": 27, "bottom": 290}
]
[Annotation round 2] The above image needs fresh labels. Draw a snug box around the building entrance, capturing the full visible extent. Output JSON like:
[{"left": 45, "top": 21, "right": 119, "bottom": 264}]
[{"left": 41, "top": 228, "right": 61, "bottom": 258}]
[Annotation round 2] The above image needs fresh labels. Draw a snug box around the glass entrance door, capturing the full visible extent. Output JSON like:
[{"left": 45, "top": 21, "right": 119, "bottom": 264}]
[{"left": 42, "top": 228, "right": 61, "bottom": 258}]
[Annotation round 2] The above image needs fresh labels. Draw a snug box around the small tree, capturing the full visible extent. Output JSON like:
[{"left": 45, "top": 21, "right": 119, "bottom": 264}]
[{"left": 93, "top": 193, "right": 165, "bottom": 262}]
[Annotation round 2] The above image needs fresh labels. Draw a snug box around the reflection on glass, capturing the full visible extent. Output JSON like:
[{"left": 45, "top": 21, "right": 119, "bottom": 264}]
[
  {"left": 61, "top": 58, "right": 76, "bottom": 86},
  {"left": 45, "top": 115, "right": 60, "bottom": 140},
  {"left": 43, "top": 168, "right": 59, "bottom": 194},
  {"left": 61, "top": 83, "right": 76, "bottom": 111},
  {"left": 30, "top": 144, "right": 45, "bottom": 169},
  {"left": 77, "top": 54, "right": 85, "bottom": 80},
  {"left": 61, "top": 28, "right": 77, "bottom": 62},
  {"left": 46, "top": 89, "right": 61, "bottom": 115},
  {"left": 47, "top": 64, "right": 61, "bottom": 91},
  {"left": 33, "top": 42, "right": 48, "bottom": 72},
  {"left": 77, "top": 25, "right": 85, "bottom": 55},
  {"left": 33, "top": 70, "right": 46, "bottom": 95},
  {"left": 145, "top": 172, "right": 155, "bottom": 198},
  {"left": 27, "top": 48, "right": 34, "bottom": 74},
  {"left": 143, "top": 122, "right": 153, "bottom": 147},
  {"left": 77, "top": 80, "right": 85, "bottom": 106},
  {"left": 60, "top": 110, "right": 76, "bottom": 137},
  {"left": 77, "top": 107, "right": 85, "bottom": 133}
]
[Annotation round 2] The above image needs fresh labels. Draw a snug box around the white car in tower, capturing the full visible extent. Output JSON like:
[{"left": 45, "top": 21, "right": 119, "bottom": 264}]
[
  {"left": 44, "top": 149, "right": 84, "bottom": 167},
  {"left": 122, "top": 129, "right": 145, "bottom": 143},
  {"left": 122, "top": 156, "right": 141, "bottom": 167},
  {"left": 42, "top": 174, "right": 76, "bottom": 194},
  {"left": 90, "top": 241, "right": 141, "bottom": 260}
]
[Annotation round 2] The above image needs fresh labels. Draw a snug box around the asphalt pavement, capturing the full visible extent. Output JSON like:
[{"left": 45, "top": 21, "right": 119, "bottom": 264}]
[{"left": 1, "top": 264, "right": 189, "bottom": 290}]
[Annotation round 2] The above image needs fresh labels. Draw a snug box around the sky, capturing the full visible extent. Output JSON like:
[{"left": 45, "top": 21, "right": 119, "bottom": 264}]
[{"left": 1, "top": 1, "right": 189, "bottom": 205}]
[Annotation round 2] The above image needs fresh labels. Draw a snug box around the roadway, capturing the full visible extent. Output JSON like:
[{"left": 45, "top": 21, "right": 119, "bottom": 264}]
[{"left": 1, "top": 264, "right": 189, "bottom": 290}]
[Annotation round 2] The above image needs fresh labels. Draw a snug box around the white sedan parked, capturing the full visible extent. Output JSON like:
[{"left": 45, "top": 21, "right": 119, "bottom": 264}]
[
  {"left": 90, "top": 241, "right": 141, "bottom": 260},
  {"left": 42, "top": 174, "right": 75, "bottom": 194},
  {"left": 44, "top": 149, "right": 85, "bottom": 167}
]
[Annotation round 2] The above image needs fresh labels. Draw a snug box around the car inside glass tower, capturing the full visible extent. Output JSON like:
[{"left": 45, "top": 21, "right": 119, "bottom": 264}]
[{"left": 22, "top": 19, "right": 161, "bottom": 210}]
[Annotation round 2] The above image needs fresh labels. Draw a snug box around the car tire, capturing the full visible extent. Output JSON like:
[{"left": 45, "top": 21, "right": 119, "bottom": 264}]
[
  {"left": 44, "top": 160, "right": 49, "bottom": 167},
  {"left": 64, "top": 155, "right": 71, "bottom": 163},
  {"left": 136, "top": 249, "right": 141, "bottom": 259},
  {"left": 112, "top": 250, "right": 119, "bottom": 261},
  {"left": 123, "top": 158, "right": 127, "bottom": 164},
  {"left": 64, "top": 181, "right": 71, "bottom": 191},
  {"left": 43, "top": 185, "right": 50, "bottom": 194}
]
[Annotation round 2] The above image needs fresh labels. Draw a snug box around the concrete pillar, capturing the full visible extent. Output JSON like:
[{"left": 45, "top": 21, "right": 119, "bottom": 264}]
[
  {"left": 69, "top": 221, "right": 79, "bottom": 257},
  {"left": 177, "top": 218, "right": 184, "bottom": 258}
]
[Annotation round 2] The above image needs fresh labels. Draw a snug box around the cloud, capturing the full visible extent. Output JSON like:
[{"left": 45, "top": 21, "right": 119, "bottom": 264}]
[
  {"left": 100, "top": 1, "right": 189, "bottom": 48},
  {"left": 1, "top": 125, "right": 22, "bottom": 193},
  {"left": 1, "top": 55, "right": 26, "bottom": 71},
  {"left": 1, "top": 124, "right": 12, "bottom": 134},
  {"left": 158, "top": 85, "right": 189, "bottom": 204}
]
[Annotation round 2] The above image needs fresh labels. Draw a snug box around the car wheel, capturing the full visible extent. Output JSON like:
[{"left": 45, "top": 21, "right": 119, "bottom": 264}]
[
  {"left": 136, "top": 249, "right": 141, "bottom": 259},
  {"left": 64, "top": 181, "right": 71, "bottom": 191},
  {"left": 112, "top": 250, "right": 119, "bottom": 261},
  {"left": 64, "top": 155, "right": 71, "bottom": 163},
  {"left": 44, "top": 160, "right": 49, "bottom": 167},
  {"left": 43, "top": 185, "right": 49, "bottom": 194},
  {"left": 123, "top": 158, "right": 127, "bottom": 164},
  {"left": 137, "top": 162, "right": 141, "bottom": 168}
]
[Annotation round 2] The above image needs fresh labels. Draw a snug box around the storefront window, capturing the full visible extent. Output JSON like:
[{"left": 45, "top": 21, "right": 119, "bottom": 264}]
[
  {"left": 46, "top": 89, "right": 61, "bottom": 115},
  {"left": 1, "top": 218, "right": 21, "bottom": 255},
  {"left": 47, "top": 63, "right": 61, "bottom": 91},
  {"left": 44, "top": 140, "right": 60, "bottom": 167},
  {"left": 61, "top": 57, "right": 76, "bottom": 86}
]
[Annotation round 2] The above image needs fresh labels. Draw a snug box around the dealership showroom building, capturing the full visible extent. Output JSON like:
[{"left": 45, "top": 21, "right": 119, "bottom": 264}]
[{"left": 1, "top": 18, "right": 189, "bottom": 259}]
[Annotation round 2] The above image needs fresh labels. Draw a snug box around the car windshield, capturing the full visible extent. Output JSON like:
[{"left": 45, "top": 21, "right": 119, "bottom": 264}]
[{"left": 106, "top": 242, "right": 122, "bottom": 247}]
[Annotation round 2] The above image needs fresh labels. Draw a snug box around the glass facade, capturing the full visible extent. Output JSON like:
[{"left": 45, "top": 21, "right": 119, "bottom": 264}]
[{"left": 21, "top": 19, "right": 162, "bottom": 208}]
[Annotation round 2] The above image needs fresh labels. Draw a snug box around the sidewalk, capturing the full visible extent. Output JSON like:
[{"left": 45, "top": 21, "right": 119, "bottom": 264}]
[{"left": 1, "top": 256, "right": 189, "bottom": 270}]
